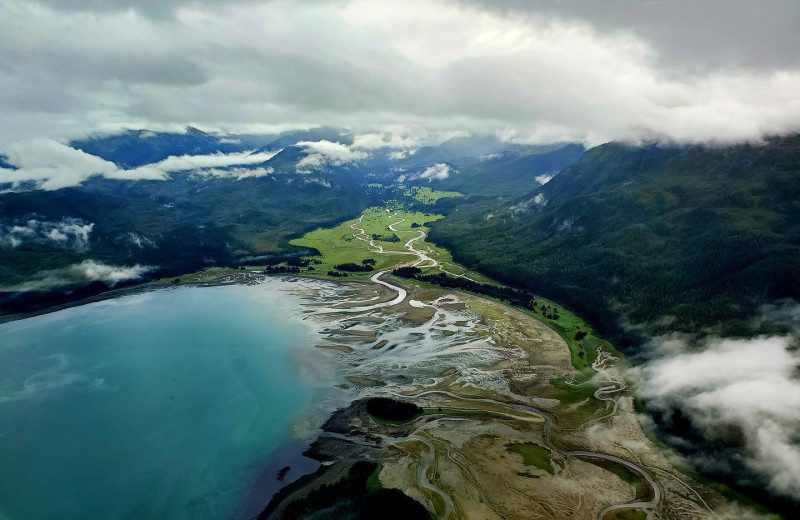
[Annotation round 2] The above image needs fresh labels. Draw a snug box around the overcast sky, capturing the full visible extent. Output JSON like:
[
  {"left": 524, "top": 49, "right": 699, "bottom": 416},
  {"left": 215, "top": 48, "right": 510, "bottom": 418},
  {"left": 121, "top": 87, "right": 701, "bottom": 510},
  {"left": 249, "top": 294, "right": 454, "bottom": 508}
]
[{"left": 1, "top": 0, "right": 799, "bottom": 147}]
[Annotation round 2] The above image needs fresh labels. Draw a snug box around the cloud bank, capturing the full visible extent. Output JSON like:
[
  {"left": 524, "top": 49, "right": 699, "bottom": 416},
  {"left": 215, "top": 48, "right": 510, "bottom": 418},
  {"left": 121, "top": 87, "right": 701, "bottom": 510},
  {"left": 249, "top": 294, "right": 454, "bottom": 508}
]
[
  {"left": 295, "top": 140, "right": 368, "bottom": 173},
  {"left": 1, "top": 260, "right": 152, "bottom": 292},
  {"left": 420, "top": 163, "right": 453, "bottom": 181},
  {"left": 634, "top": 301, "right": 800, "bottom": 499},
  {"left": 135, "top": 150, "right": 279, "bottom": 173},
  {"left": 0, "top": 140, "right": 279, "bottom": 190},
  {"left": 0, "top": 218, "right": 94, "bottom": 249},
  {"left": 1, "top": 0, "right": 797, "bottom": 150}
]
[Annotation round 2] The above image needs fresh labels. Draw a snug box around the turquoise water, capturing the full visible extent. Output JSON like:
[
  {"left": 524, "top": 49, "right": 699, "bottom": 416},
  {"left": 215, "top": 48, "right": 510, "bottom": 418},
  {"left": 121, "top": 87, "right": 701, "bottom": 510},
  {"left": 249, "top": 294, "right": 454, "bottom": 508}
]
[{"left": 0, "top": 285, "right": 328, "bottom": 520}]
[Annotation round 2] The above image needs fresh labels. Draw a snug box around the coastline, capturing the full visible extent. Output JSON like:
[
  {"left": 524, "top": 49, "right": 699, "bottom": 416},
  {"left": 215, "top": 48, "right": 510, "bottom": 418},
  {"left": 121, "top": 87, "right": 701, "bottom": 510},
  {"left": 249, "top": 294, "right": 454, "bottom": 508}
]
[
  {"left": 0, "top": 270, "right": 335, "bottom": 325},
  {"left": 1, "top": 267, "right": 773, "bottom": 519},
  {"left": 0, "top": 279, "right": 356, "bottom": 520}
]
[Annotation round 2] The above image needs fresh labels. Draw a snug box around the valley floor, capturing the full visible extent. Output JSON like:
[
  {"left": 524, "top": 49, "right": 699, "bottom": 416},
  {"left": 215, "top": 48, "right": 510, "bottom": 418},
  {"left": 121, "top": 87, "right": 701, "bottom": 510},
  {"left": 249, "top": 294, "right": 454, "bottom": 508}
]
[{"left": 153, "top": 201, "right": 773, "bottom": 520}]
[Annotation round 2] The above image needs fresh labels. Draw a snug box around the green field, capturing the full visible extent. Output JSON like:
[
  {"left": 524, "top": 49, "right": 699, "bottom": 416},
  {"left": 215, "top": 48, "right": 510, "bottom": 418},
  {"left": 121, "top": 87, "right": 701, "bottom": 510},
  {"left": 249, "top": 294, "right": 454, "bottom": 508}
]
[
  {"left": 367, "top": 183, "right": 463, "bottom": 205},
  {"left": 397, "top": 185, "right": 463, "bottom": 204},
  {"left": 592, "top": 459, "right": 651, "bottom": 501},
  {"left": 289, "top": 203, "right": 490, "bottom": 282},
  {"left": 507, "top": 443, "right": 555, "bottom": 474}
]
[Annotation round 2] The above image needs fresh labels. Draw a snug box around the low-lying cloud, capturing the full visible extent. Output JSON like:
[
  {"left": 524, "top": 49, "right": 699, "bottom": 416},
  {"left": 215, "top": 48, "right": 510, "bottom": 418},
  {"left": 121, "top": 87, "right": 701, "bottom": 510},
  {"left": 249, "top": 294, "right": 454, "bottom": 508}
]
[
  {"left": 1, "top": 260, "right": 153, "bottom": 292},
  {"left": 136, "top": 149, "right": 280, "bottom": 173},
  {"left": 0, "top": 217, "right": 94, "bottom": 249},
  {"left": 420, "top": 163, "right": 453, "bottom": 181},
  {"left": 633, "top": 301, "right": 800, "bottom": 499},
  {"left": 351, "top": 132, "right": 419, "bottom": 150},
  {"left": 0, "top": 140, "right": 280, "bottom": 190},
  {"left": 192, "top": 166, "right": 275, "bottom": 180},
  {"left": 295, "top": 140, "right": 368, "bottom": 173},
  {"left": 0, "top": 139, "right": 166, "bottom": 190}
]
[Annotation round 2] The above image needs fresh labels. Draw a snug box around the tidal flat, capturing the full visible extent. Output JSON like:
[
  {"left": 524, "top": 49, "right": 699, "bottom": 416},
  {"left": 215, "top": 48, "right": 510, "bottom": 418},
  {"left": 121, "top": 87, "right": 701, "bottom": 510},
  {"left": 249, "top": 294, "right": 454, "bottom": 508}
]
[{"left": 0, "top": 273, "right": 764, "bottom": 520}]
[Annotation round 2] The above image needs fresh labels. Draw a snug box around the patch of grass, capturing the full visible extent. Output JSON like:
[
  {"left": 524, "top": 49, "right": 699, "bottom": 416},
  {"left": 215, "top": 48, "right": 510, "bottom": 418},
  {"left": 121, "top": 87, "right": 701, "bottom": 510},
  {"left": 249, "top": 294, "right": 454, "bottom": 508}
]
[
  {"left": 290, "top": 205, "right": 488, "bottom": 283},
  {"left": 523, "top": 293, "right": 626, "bottom": 373},
  {"left": 366, "top": 464, "right": 383, "bottom": 492},
  {"left": 547, "top": 376, "right": 599, "bottom": 403},
  {"left": 398, "top": 185, "right": 463, "bottom": 205},
  {"left": 330, "top": 466, "right": 351, "bottom": 485},
  {"left": 368, "top": 413, "right": 423, "bottom": 426},
  {"left": 592, "top": 459, "right": 651, "bottom": 501},
  {"left": 423, "top": 407, "right": 489, "bottom": 418},
  {"left": 507, "top": 443, "right": 554, "bottom": 474}
]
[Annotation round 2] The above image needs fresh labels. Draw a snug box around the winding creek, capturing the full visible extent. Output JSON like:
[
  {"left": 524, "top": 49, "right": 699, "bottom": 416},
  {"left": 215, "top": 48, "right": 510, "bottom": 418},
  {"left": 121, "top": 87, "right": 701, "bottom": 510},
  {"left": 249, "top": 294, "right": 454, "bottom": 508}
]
[{"left": 319, "top": 210, "right": 662, "bottom": 520}]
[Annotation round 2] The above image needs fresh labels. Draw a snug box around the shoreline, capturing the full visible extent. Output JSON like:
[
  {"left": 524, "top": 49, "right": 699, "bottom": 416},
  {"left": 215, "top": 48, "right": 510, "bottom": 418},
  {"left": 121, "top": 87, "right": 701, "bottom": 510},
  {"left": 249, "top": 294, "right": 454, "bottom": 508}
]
[
  {"left": 0, "top": 270, "right": 373, "bottom": 325},
  {"left": 0, "top": 278, "right": 356, "bottom": 520},
  {"left": 1, "top": 268, "right": 775, "bottom": 518}
]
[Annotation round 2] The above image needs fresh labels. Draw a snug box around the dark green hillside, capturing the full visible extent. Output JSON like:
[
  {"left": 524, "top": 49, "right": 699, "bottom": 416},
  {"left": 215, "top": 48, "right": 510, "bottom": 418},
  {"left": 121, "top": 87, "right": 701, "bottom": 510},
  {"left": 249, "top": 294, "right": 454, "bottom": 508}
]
[
  {"left": 71, "top": 127, "right": 255, "bottom": 168},
  {"left": 261, "top": 146, "right": 312, "bottom": 173},
  {"left": 70, "top": 126, "right": 354, "bottom": 170},
  {"left": 0, "top": 173, "right": 374, "bottom": 313},
  {"left": 429, "top": 135, "right": 800, "bottom": 340},
  {"left": 423, "top": 143, "right": 584, "bottom": 196}
]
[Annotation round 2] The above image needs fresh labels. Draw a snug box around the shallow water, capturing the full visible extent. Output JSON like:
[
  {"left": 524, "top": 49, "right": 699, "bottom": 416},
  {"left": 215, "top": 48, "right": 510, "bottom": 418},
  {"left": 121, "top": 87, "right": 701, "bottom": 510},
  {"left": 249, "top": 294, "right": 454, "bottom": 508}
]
[{"left": 0, "top": 285, "right": 335, "bottom": 520}]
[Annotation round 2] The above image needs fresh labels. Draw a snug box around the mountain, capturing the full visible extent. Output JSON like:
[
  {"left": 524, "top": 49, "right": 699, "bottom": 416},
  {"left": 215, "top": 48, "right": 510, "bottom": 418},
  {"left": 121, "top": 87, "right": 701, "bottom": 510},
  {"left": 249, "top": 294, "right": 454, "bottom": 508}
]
[
  {"left": 436, "top": 134, "right": 515, "bottom": 158},
  {"left": 0, "top": 170, "right": 375, "bottom": 314},
  {"left": 257, "top": 126, "right": 353, "bottom": 151},
  {"left": 419, "top": 143, "right": 585, "bottom": 195},
  {"left": 429, "top": 135, "right": 800, "bottom": 342},
  {"left": 70, "top": 128, "right": 258, "bottom": 168},
  {"left": 260, "top": 146, "right": 308, "bottom": 173}
]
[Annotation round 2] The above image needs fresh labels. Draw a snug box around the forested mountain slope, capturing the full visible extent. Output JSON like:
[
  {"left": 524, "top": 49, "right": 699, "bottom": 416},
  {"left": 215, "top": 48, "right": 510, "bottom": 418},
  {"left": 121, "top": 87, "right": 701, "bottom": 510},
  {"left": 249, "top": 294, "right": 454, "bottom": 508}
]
[
  {"left": 0, "top": 173, "right": 374, "bottom": 313},
  {"left": 422, "top": 143, "right": 585, "bottom": 196},
  {"left": 429, "top": 135, "right": 800, "bottom": 341}
]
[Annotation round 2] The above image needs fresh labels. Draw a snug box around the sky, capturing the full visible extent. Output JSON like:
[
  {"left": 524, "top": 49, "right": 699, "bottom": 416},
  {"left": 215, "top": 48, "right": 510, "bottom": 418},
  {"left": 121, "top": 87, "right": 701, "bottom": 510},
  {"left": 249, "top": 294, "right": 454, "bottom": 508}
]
[{"left": 1, "top": 0, "right": 799, "bottom": 149}]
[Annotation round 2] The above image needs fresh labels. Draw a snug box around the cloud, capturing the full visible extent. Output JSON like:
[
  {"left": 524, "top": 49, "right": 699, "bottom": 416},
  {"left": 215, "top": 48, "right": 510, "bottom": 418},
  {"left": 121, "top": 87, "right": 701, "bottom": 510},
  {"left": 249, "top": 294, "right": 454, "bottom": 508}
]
[
  {"left": 0, "top": 140, "right": 166, "bottom": 190},
  {"left": 351, "top": 132, "right": 419, "bottom": 150},
  {"left": 134, "top": 150, "right": 279, "bottom": 173},
  {"left": 0, "top": 218, "right": 94, "bottom": 249},
  {"left": 420, "top": 163, "right": 453, "bottom": 181},
  {"left": 126, "top": 232, "right": 156, "bottom": 249},
  {"left": 303, "top": 177, "right": 332, "bottom": 188},
  {"left": 633, "top": 302, "right": 800, "bottom": 499},
  {"left": 193, "top": 166, "right": 274, "bottom": 180},
  {"left": 388, "top": 149, "right": 417, "bottom": 161},
  {"left": 295, "top": 140, "right": 368, "bottom": 172},
  {"left": 457, "top": 0, "right": 800, "bottom": 72},
  {"left": 0, "top": 0, "right": 797, "bottom": 148},
  {"left": 535, "top": 173, "right": 553, "bottom": 185},
  {"left": 0, "top": 140, "right": 279, "bottom": 189},
  {"left": 1, "top": 260, "right": 152, "bottom": 292}
]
